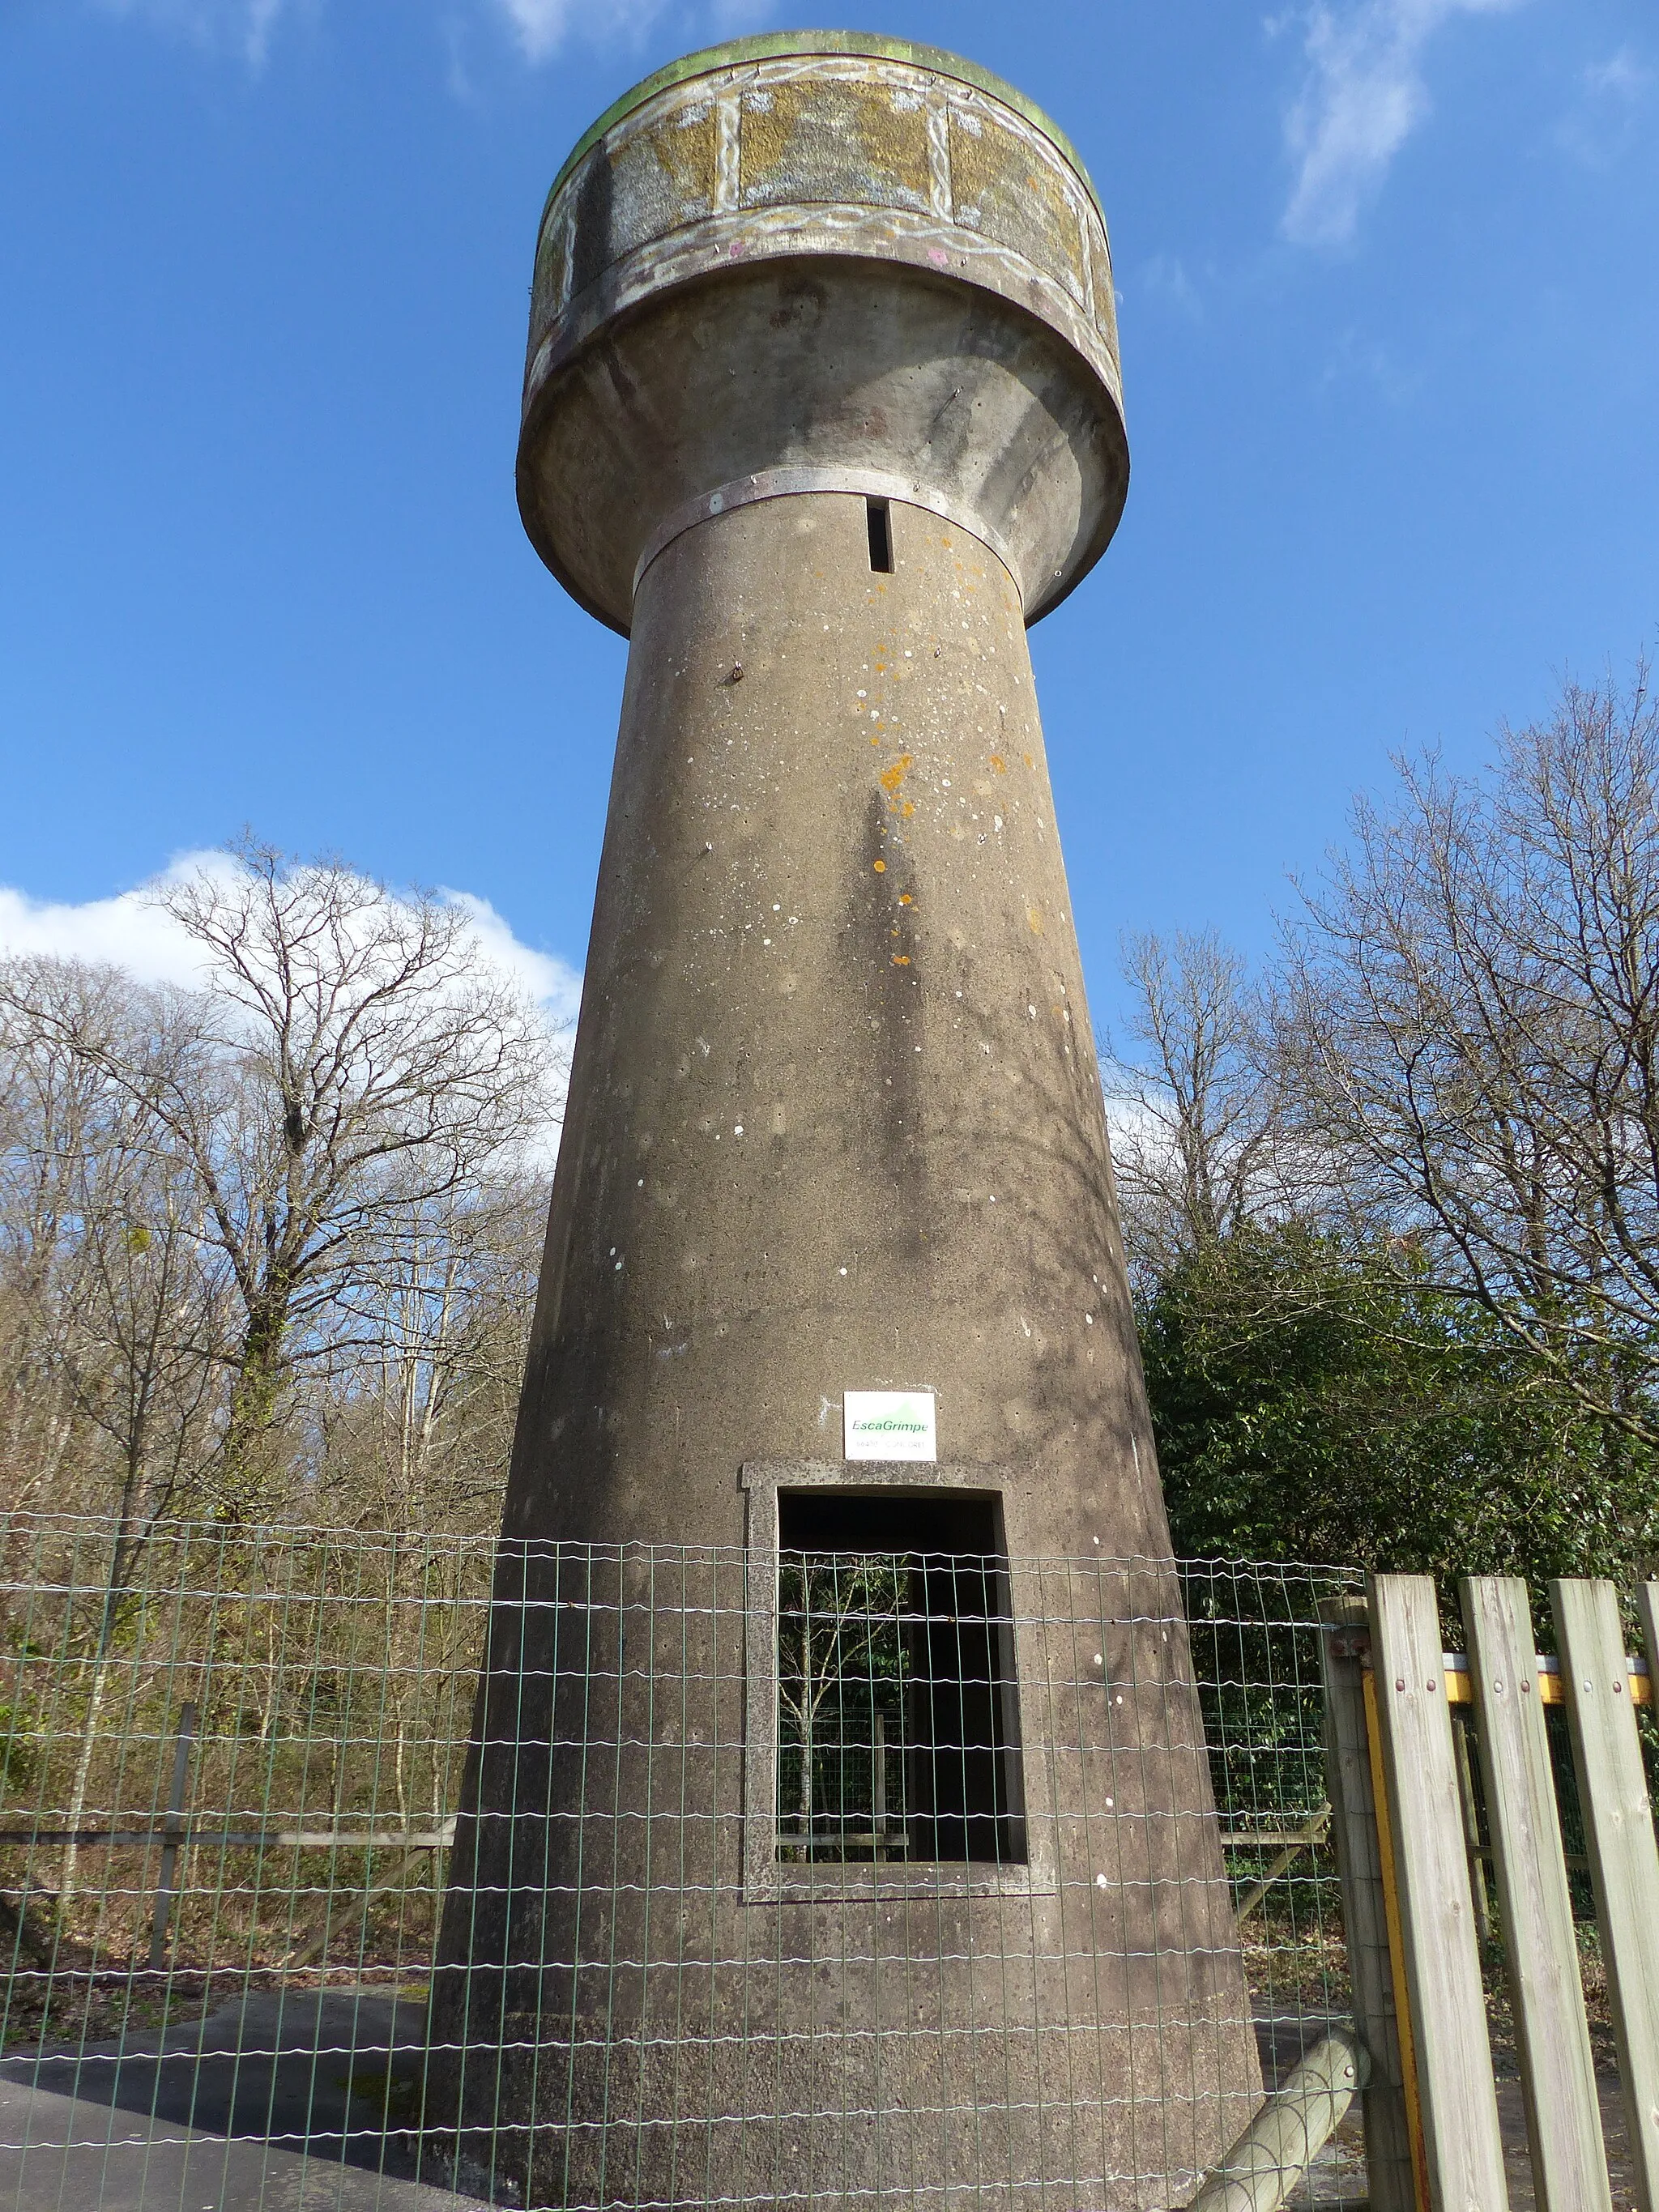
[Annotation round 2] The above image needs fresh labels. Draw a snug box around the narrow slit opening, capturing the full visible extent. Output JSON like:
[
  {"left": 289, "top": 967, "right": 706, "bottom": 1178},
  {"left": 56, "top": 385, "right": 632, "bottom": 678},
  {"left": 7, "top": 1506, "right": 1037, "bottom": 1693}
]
[{"left": 866, "top": 498, "right": 893, "bottom": 573}]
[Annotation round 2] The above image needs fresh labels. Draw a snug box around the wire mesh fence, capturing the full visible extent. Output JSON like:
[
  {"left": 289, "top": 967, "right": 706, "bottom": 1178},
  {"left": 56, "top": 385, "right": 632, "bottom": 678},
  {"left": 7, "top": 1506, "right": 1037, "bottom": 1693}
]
[{"left": 0, "top": 1514, "right": 1361, "bottom": 2210}]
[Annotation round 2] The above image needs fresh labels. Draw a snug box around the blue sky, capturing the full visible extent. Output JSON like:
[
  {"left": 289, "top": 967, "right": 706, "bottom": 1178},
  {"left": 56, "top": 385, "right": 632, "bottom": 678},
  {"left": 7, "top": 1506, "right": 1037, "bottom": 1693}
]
[{"left": 1, "top": 0, "right": 1655, "bottom": 1049}]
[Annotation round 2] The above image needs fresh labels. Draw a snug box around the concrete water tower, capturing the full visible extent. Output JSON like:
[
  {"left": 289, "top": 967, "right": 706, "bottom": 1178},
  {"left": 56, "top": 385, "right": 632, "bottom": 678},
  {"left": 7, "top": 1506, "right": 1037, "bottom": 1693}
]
[{"left": 433, "top": 33, "right": 1257, "bottom": 2208}]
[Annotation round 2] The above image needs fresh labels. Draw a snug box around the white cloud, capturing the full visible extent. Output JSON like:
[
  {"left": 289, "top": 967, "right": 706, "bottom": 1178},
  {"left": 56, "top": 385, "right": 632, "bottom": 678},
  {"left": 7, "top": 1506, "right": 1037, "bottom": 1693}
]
[
  {"left": 1280, "top": 0, "right": 1525, "bottom": 249},
  {"left": 93, "top": 0, "right": 290, "bottom": 66},
  {"left": 1141, "top": 253, "right": 1205, "bottom": 323},
  {"left": 489, "top": 0, "right": 573, "bottom": 63},
  {"left": 91, "top": 0, "right": 671, "bottom": 66},
  {"left": 1581, "top": 49, "right": 1649, "bottom": 102},
  {"left": 0, "top": 862, "right": 224, "bottom": 990},
  {"left": 1556, "top": 48, "right": 1653, "bottom": 168},
  {"left": 0, "top": 851, "right": 582, "bottom": 1025},
  {"left": 706, "top": 0, "right": 775, "bottom": 32},
  {"left": 439, "top": 888, "right": 584, "bottom": 1023},
  {"left": 488, "top": 0, "right": 665, "bottom": 63},
  {"left": 1317, "top": 323, "right": 1424, "bottom": 405}
]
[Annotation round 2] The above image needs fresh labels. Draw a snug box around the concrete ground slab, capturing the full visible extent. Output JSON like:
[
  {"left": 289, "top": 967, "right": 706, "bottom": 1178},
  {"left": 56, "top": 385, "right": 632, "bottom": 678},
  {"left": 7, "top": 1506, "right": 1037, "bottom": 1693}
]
[
  {"left": 0, "top": 1990, "right": 488, "bottom": 2210},
  {"left": 0, "top": 2079, "right": 480, "bottom": 2211}
]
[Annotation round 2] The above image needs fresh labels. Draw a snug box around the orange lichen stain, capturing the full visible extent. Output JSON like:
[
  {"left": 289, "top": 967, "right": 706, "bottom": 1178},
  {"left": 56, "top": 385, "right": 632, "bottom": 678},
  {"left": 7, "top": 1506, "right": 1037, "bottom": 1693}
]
[
  {"left": 1027, "top": 906, "right": 1045, "bottom": 936},
  {"left": 898, "top": 893, "right": 912, "bottom": 906},
  {"left": 1023, "top": 754, "right": 1034, "bottom": 770},
  {"left": 901, "top": 802, "right": 915, "bottom": 816},
  {"left": 990, "top": 755, "right": 1006, "bottom": 774},
  {"left": 891, "top": 955, "right": 911, "bottom": 965},
  {"left": 879, "top": 755, "right": 912, "bottom": 794},
  {"left": 872, "top": 859, "right": 886, "bottom": 873}
]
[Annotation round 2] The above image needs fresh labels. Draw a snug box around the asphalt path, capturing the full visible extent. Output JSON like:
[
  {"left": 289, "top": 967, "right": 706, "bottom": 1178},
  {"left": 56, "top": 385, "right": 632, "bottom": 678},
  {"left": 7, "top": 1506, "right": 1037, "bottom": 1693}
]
[{"left": 0, "top": 1988, "right": 491, "bottom": 2210}]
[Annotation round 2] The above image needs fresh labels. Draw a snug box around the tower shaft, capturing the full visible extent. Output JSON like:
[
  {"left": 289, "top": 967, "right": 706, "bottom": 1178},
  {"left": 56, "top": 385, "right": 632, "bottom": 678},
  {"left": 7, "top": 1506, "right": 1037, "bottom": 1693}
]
[{"left": 513, "top": 488, "right": 1161, "bottom": 1556}]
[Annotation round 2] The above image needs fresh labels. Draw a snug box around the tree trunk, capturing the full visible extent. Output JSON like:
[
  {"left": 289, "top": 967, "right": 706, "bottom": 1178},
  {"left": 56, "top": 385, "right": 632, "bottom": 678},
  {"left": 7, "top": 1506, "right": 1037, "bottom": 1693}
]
[
  {"left": 61, "top": 1485, "right": 143, "bottom": 1903},
  {"left": 219, "top": 1290, "right": 291, "bottom": 1516},
  {"left": 58, "top": 1652, "right": 111, "bottom": 1907}
]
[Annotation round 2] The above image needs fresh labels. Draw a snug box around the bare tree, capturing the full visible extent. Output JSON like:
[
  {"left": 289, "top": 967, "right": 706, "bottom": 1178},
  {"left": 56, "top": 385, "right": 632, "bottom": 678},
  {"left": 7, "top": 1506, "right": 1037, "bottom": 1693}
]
[
  {"left": 775, "top": 1554, "right": 908, "bottom": 1853},
  {"left": 0, "top": 976, "right": 117, "bottom": 1518},
  {"left": 314, "top": 1171, "right": 548, "bottom": 1537},
  {"left": 1284, "top": 660, "right": 1659, "bottom": 1443},
  {"left": 1103, "top": 928, "right": 1292, "bottom": 1287},
  {"left": 1, "top": 841, "right": 565, "bottom": 1515},
  {"left": 0, "top": 965, "right": 229, "bottom": 1892}
]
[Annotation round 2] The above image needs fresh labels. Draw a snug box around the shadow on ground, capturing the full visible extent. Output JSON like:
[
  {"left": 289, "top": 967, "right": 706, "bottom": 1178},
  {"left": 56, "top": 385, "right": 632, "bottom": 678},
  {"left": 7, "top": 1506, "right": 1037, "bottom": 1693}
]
[
  {"left": 6, "top": 1995, "right": 1634, "bottom": 2212},
  {"left": 0, "top": 1987, "right": 484, "bottom": 2210}
]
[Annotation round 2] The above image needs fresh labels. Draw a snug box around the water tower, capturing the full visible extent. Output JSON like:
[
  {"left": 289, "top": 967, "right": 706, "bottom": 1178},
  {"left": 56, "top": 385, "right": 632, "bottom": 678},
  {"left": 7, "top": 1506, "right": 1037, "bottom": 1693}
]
[{"left": 433, "top": 35, "right": 1257, "bottom": 2208}]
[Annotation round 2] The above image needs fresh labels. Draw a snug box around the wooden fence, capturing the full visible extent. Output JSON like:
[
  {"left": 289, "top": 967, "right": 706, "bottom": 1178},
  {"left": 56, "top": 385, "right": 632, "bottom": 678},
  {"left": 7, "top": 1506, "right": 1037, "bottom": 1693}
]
[{"left": 1322, "top": 1575, "right": 1659, "bottom": 2212}]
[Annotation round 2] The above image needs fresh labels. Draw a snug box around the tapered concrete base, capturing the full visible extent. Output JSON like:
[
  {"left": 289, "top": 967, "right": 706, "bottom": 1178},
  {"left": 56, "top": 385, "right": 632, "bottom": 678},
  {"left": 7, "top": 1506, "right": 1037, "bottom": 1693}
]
[
  {"left": 429, "top": 496, "right": 1260, "bottom": 2206},
  {"left": 430, "top": 1544, "right": 1256, "bottom": 2212}
]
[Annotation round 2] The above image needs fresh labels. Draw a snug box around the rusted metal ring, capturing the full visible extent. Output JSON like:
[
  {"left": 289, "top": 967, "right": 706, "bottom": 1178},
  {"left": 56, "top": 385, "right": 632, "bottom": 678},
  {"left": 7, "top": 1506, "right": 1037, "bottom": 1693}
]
[{"left": 631, "top": 467, "right": 1018, "bottom": 602}]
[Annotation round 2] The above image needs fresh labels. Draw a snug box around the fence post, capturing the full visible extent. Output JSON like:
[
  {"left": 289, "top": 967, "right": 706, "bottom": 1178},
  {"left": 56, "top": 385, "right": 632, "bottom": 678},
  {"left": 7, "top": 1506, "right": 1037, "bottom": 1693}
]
[
  {"left": 1461, "top": 1577, "right": 1610, "bottom": 2212},
  {"left": 147, "top": 1698, "right": 198, "bottom": 1972},
  {"left": 1368, "top": 1573, "right": 1508, "bottom": 2212},
  {"left": 1640, "top": 1583, "right": 1659, "bottom": 1707},
  {"left": 1553, "top": 1579, "right": 1659, "bottom": 2212},
  {"left": 1450, "top": 1705, "right": 1495, "bottom": 1947},
  {"left": 1319, "top": 1596, "right": 1417, "bottom": 2212}
]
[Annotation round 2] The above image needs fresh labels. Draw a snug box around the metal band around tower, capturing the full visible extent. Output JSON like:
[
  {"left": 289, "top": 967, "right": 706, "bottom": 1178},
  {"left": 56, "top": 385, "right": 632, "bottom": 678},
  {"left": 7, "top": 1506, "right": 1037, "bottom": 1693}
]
[{"left": 631, "top": 468, "right": 1020, "bottom": 603}]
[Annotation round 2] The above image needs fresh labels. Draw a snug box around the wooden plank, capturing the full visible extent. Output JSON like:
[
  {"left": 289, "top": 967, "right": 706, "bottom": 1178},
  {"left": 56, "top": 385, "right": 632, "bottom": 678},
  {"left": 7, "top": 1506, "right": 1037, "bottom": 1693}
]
[
  {"left": 1231, "top": 1804, "right": 1330, "bottom": 1924},
  {"left": 1555, "top": 1579, "right": 1659, "bottom": 2212},
  {"left": 1462, "top": 1578, "right": 1611, "bottom": 2212},
  {"left": 1369, "top": 1573, "right": 1508, "bottom": 2212},
  {"left": 1320, "top": 1596, "right": 1419, "bottom": 2212},
  {"left": 1366, "top": 1666, "right": 1435, "bottom": 2212},
  {"left": 1221, "top": 1828, "right": 1333, "bottom": 1849}
]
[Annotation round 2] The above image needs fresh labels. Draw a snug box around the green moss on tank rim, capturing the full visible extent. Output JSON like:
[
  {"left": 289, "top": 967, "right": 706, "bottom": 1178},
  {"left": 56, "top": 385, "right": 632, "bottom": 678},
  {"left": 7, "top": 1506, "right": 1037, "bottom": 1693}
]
[{"left": 540, "top": 30, "right": 1105, "bottom": 227}]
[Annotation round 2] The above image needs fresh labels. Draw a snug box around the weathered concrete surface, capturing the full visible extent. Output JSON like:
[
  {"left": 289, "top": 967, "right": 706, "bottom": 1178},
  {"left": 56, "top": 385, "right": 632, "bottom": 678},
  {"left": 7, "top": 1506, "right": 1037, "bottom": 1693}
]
[
  {"left": 510, "top": 491, "right": 1155, "bottom": 1544},
  {"left": 517, "top": 34, "right": 1126, "bottom": 632},
  {"left": 521, "top": 258, "right": 1124, "bottom": 638},
  {"left": 433, "top": 33, "right": 1259, "bottom": 2211}
]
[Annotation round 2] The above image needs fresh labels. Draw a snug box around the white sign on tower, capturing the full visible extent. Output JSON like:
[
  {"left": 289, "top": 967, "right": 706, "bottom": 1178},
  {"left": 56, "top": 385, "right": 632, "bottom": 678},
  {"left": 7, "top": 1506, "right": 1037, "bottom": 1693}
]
[{"left": 842, "top": 1389, "right": 937, "bottom": 1462}]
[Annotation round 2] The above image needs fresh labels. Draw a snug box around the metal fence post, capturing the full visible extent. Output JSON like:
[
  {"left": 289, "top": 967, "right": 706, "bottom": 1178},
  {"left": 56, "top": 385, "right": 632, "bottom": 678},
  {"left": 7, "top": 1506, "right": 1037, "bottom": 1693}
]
[{"left": 147, "top": 1698, "right": 197, "bottom": 1972}]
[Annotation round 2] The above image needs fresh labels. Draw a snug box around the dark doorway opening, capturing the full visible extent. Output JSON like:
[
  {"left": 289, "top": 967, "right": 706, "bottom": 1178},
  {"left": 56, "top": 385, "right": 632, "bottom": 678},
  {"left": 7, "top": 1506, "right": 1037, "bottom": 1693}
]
[
  {"left": 865, "top": 497, "right": 893, "bottom": 573},
  {"left": 774, "top": 1490, "right": 1024, "bottom": 1865}
]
